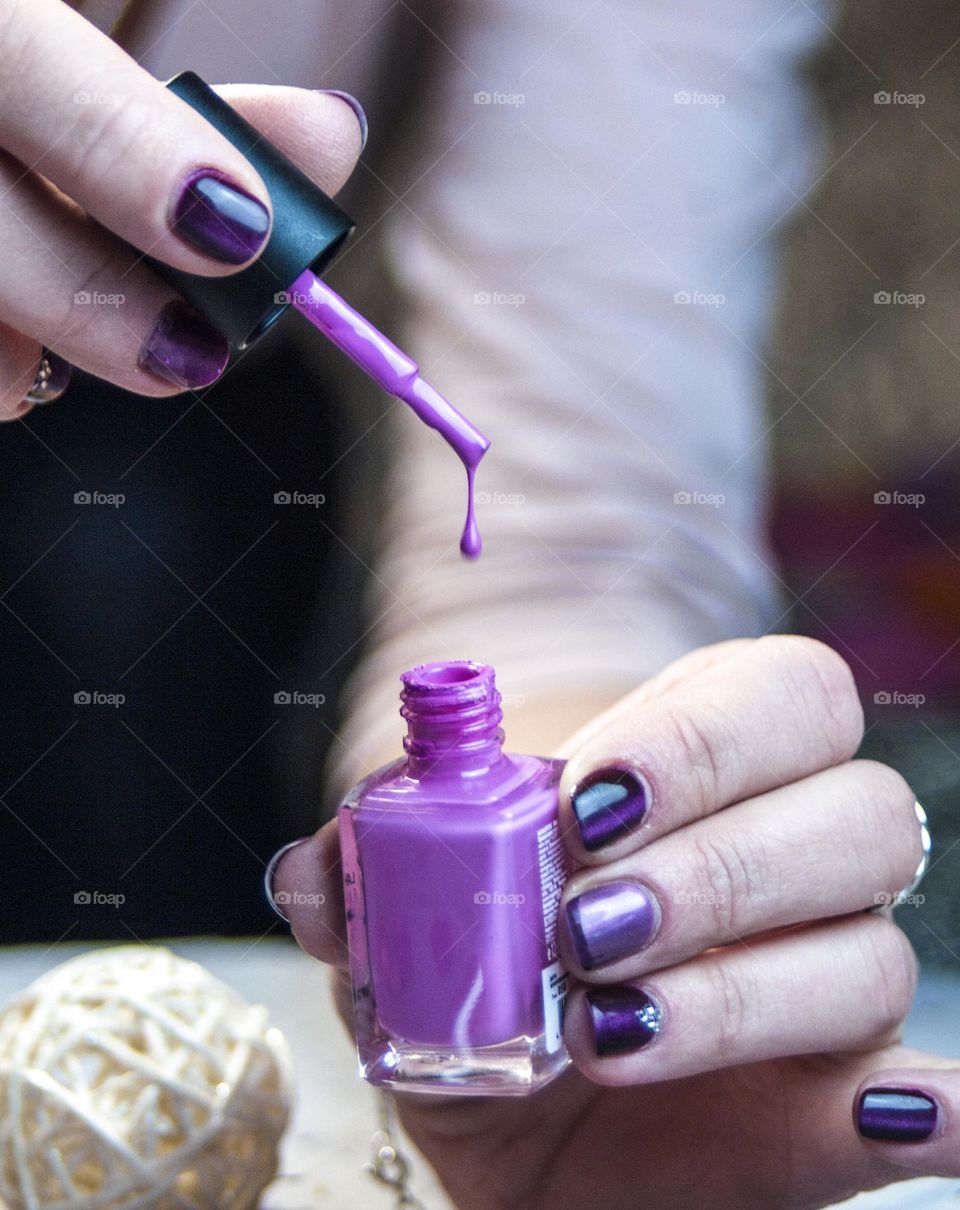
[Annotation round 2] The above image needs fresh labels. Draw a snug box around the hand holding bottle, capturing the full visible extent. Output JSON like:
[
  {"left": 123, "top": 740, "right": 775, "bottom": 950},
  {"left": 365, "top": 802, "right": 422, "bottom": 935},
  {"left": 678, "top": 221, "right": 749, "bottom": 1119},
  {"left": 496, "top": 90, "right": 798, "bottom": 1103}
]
[
  {"left": 270, "top": 635, "right": 960, "bottom": 1208},
  {"left": 0, "top": 0, "right": 363, "bottom": 417}
]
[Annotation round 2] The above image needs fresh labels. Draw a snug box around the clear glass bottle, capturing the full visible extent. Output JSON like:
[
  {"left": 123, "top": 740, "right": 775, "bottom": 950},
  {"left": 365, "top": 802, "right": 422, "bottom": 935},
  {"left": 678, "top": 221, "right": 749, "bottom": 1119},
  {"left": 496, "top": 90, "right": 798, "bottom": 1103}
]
[{"left": 338, "top": 660, "right": 570, "bottom": 1096}]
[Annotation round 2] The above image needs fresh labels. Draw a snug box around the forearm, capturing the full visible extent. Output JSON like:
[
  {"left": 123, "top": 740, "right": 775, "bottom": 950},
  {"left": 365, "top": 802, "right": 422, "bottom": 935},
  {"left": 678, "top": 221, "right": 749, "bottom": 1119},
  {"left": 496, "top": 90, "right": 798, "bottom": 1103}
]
[{"left": 326, "top": 0, "right": 828, "bottom": 794}]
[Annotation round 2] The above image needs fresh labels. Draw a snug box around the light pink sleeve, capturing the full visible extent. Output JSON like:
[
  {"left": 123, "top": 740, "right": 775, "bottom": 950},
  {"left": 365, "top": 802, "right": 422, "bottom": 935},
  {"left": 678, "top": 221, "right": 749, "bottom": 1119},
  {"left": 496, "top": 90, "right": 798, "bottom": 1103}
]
[{"left": 332, "top": 0, "right": 828, "bottom": 779}]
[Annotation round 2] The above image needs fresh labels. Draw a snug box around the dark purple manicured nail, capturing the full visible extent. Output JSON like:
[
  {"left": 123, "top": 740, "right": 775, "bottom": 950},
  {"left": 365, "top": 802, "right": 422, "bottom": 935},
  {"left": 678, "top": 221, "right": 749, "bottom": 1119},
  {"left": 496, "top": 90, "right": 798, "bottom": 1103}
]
[
  {"left": 319, "top": 90, "right": 368, "bottom": 150},
  {"left": 572, "top": 767, "right": 648, "bottom": 850},
  {"left": 172, "top": 169, "right": 271, "bottom": 264},
  {"left": 857, "top": 1089, "right": 938, "bottom": 1142},
  {"left": 138, "top": 301, "right": 230, "bottom": 389},
  {"left": 566, "top": 881, "right": 660, "bottom": 970},
  {"left": 264, "top": 837, "right": 311, "bottom": 921},
  {"left": 587, "top": 986, "right": 662, "bottom": 1056}
]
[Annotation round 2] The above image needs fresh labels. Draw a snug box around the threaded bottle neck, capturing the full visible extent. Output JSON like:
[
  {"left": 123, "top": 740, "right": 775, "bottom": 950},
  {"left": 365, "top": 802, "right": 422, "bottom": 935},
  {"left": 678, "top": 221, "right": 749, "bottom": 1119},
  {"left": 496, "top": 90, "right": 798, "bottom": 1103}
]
[{"left": 400, "top": 661, "right": 504, "bottom": 774}]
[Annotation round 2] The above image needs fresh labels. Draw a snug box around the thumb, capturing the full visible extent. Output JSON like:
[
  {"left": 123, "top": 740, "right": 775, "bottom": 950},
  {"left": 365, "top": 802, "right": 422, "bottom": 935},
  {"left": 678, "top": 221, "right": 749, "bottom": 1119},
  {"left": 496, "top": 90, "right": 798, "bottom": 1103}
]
[
  {"left": 853, "top": 1058, "right": 960, "bottom": 1177},
  {"left": 264, "top": 818, "right": 349, "bottom": 968},
  {"left": 215, "top": 84, "right": 366, "bottom": 198}
]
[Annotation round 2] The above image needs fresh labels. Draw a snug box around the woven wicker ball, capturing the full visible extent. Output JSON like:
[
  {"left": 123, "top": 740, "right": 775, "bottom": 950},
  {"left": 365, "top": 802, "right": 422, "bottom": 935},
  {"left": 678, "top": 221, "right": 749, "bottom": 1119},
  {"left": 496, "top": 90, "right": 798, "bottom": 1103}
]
[{"left": 0, "top": 946, "right": 294, "bottom": 1210}]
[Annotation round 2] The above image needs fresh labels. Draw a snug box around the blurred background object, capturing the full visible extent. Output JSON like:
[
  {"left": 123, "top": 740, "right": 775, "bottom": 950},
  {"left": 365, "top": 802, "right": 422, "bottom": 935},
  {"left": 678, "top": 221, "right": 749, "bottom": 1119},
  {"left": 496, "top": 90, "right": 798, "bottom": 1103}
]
[
  {"left": 0, "top": 945, "right": 292, "bottom": 1210},
  {"left": 768, "top": 0, "right": 960, "bottom": 968}
]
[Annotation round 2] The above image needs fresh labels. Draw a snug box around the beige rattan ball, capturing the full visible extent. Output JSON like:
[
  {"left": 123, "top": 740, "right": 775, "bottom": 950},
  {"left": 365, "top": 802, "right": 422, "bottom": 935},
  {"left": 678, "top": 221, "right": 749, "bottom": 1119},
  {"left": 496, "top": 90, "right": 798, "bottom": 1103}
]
[{"left": 0, "top": 945, "right": 294, "bottom": 1210}]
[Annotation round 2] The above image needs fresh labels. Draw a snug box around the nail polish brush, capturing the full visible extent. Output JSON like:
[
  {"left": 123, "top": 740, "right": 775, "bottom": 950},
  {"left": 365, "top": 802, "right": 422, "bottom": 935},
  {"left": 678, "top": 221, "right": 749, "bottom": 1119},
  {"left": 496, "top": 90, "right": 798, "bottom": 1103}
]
[{"left": 147, "top": 72, "right": 488, "bottom": 558}]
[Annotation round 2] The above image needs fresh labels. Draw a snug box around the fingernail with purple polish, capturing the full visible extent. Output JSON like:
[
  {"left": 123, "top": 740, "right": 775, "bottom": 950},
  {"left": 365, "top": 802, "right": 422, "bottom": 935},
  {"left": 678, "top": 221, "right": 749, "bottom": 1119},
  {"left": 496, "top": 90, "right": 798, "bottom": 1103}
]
[
  {"left": 858, "top": 1089, "right": 938, "bottom": 1142},
  {"left": 320, "top": 90, "right": 368, "bottom": 150},
  {"left": 264, "top": 837, "right": 311, "bottom": 921},
  {"left": 172, "top": 169, "right": 271, "bottom": 264},
  {"left": 566, "top": 881, "right": 660, "bottom": 970},
  {"left": 138, "top": 301, "right": 230, "bottom": 389},
  {"left": 572, "top": 767, "right": 649, "bottom": 850},
  {"left": 588, "top": 986, "right": 662, "bottom": 1056}
]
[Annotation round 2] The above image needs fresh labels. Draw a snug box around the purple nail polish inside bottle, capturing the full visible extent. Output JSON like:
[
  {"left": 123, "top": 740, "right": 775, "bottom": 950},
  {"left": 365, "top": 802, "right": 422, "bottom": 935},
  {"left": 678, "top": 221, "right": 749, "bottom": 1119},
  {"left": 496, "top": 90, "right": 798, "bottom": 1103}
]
[{"left": 338, "top": 661, "right": 571, "bottom": 1095}]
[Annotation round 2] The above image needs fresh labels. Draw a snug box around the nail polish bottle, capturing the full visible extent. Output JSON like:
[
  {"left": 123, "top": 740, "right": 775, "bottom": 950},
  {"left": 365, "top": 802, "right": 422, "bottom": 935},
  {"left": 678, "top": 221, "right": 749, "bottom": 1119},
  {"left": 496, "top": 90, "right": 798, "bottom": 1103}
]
[{"left": 338, "top": 661, "right": 570, "bottom": 1096}]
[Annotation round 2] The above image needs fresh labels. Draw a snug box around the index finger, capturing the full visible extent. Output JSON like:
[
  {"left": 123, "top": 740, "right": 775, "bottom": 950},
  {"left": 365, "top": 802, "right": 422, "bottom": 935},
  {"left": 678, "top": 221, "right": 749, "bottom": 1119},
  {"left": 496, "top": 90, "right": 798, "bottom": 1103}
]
[
  {"left": 559, "top": 635, "right": 864, "bottom": 864},
  {"left": 0, "top": 0, "right": 273, "bottom": 273}
]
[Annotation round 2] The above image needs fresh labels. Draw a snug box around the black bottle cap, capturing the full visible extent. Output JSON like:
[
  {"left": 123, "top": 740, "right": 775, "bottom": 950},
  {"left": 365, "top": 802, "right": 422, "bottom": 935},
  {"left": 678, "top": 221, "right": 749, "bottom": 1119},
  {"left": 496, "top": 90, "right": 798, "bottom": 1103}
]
[{"left": 146, "top": 71, "right": 355, "bottom": 350}]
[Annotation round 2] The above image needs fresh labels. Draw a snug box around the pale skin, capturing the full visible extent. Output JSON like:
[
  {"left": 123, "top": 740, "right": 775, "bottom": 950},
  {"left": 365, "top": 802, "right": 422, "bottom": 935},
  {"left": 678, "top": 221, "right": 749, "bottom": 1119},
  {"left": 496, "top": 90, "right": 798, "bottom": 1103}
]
[
  {"left": 273, "top": 637, "right": 960, "bottom": 1209},
  {"left": 0, "top": 0, "right": 362, "bottom": 414},
  {"left": 6, "top": 6, "right": 958, "bottom": 1204}
]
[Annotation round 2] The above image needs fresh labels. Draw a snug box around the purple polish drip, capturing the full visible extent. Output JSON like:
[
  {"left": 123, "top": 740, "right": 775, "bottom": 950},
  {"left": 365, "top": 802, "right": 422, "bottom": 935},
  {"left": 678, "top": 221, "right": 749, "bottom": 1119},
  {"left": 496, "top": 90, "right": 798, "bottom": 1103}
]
[
  {"left": 289, "top": 269, "right": 489, "bottom": 558},
  {"left": 461, "top": 465, "right": 481, "bottom": 559}
]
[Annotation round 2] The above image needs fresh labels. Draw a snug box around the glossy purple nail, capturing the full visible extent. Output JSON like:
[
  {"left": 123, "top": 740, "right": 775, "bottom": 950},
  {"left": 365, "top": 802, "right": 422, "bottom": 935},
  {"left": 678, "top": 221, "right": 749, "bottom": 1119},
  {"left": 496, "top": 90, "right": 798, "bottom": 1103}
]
[
  {"left": 138, "top": 301, "right": 230, "bottom": 388},
  {"left": 857, "top": 1089, "right": 938, "bottom": 1142},
  {"left": 572, "top": 767, "right": 648, "bottom": 850},
  {"left": 319, "top": 90, "right": 368, "bottom": 150},
  {"left": 587, "top": 986, "right": 662, "bottom": 1056},
  {"left": 566, "top": 881, "right": 660, "bottom": 970},
  {"left": 172, "top": 169, "right": 270, "bottom": 264},
  {"left": 264, "top": 837, "right": 311, "bottom": 921}
]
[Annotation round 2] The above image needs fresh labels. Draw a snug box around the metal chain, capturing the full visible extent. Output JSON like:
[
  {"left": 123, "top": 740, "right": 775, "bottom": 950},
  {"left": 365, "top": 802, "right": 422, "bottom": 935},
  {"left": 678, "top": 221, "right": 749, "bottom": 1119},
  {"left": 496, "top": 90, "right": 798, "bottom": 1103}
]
[{"left": 364, "top": 1091, "right": 429, "bottom": 1209}]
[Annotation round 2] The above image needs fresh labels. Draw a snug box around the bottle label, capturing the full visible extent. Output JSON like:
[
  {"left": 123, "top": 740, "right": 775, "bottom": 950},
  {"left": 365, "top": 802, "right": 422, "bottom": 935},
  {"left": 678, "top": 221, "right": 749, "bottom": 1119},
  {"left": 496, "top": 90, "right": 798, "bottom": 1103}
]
[
  {"left": 541, "top": 961, "right": 568, "bottom": 1053},
  {"left": 537, "top": 820, "right": 568, "bottom": 1052},
  {"left": 536, "top": 820, "right": 565, "bottom": 961}
]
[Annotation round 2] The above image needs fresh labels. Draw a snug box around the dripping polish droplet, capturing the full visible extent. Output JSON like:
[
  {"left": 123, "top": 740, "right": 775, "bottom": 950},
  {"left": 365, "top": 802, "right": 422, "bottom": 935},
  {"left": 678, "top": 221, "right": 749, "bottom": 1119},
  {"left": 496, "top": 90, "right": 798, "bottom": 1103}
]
[{"left": 288, "top": 270, "right": 489, "bottom": 557}]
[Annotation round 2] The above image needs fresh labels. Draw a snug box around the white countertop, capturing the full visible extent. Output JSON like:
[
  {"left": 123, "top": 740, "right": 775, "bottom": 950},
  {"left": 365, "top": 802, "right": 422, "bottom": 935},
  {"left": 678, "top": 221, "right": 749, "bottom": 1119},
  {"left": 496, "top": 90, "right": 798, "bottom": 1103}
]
[{"left": 0, "top": 938, "right": 956, "bottom": 1210}]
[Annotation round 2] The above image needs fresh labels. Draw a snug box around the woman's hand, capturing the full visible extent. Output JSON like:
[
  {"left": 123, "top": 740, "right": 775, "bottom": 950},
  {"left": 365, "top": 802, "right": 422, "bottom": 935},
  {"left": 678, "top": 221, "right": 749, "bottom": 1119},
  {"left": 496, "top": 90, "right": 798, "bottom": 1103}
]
[
  {"left": 271, "top": 636, "right": 957, "bottom": 1210},
  {"left": 0, "top": 0, "right": 363, "bottom": 417}
]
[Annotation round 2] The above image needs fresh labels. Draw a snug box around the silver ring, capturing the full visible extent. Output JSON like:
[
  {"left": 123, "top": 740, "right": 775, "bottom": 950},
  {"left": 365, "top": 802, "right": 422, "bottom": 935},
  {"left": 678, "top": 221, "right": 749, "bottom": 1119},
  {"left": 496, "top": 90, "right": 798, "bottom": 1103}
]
[
  {"left": 898, "top": 799, "right": 932, "bottom": 902},
  {"left": 24, "top": 351, "right": 71, "bottom": 406},
  {"left": 871, "top": 799, "right": 931, "bottom": 909}
]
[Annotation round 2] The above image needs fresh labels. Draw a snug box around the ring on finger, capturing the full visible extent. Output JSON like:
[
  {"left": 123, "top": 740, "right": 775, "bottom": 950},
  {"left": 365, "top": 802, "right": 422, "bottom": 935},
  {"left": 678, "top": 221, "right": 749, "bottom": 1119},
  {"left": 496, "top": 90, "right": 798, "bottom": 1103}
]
[
  {"left": 24, "top": 350, "right": 71, "bottom": 405},
  {"left": 870, "top": 799, "right": 931, "bottom": 909}
]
